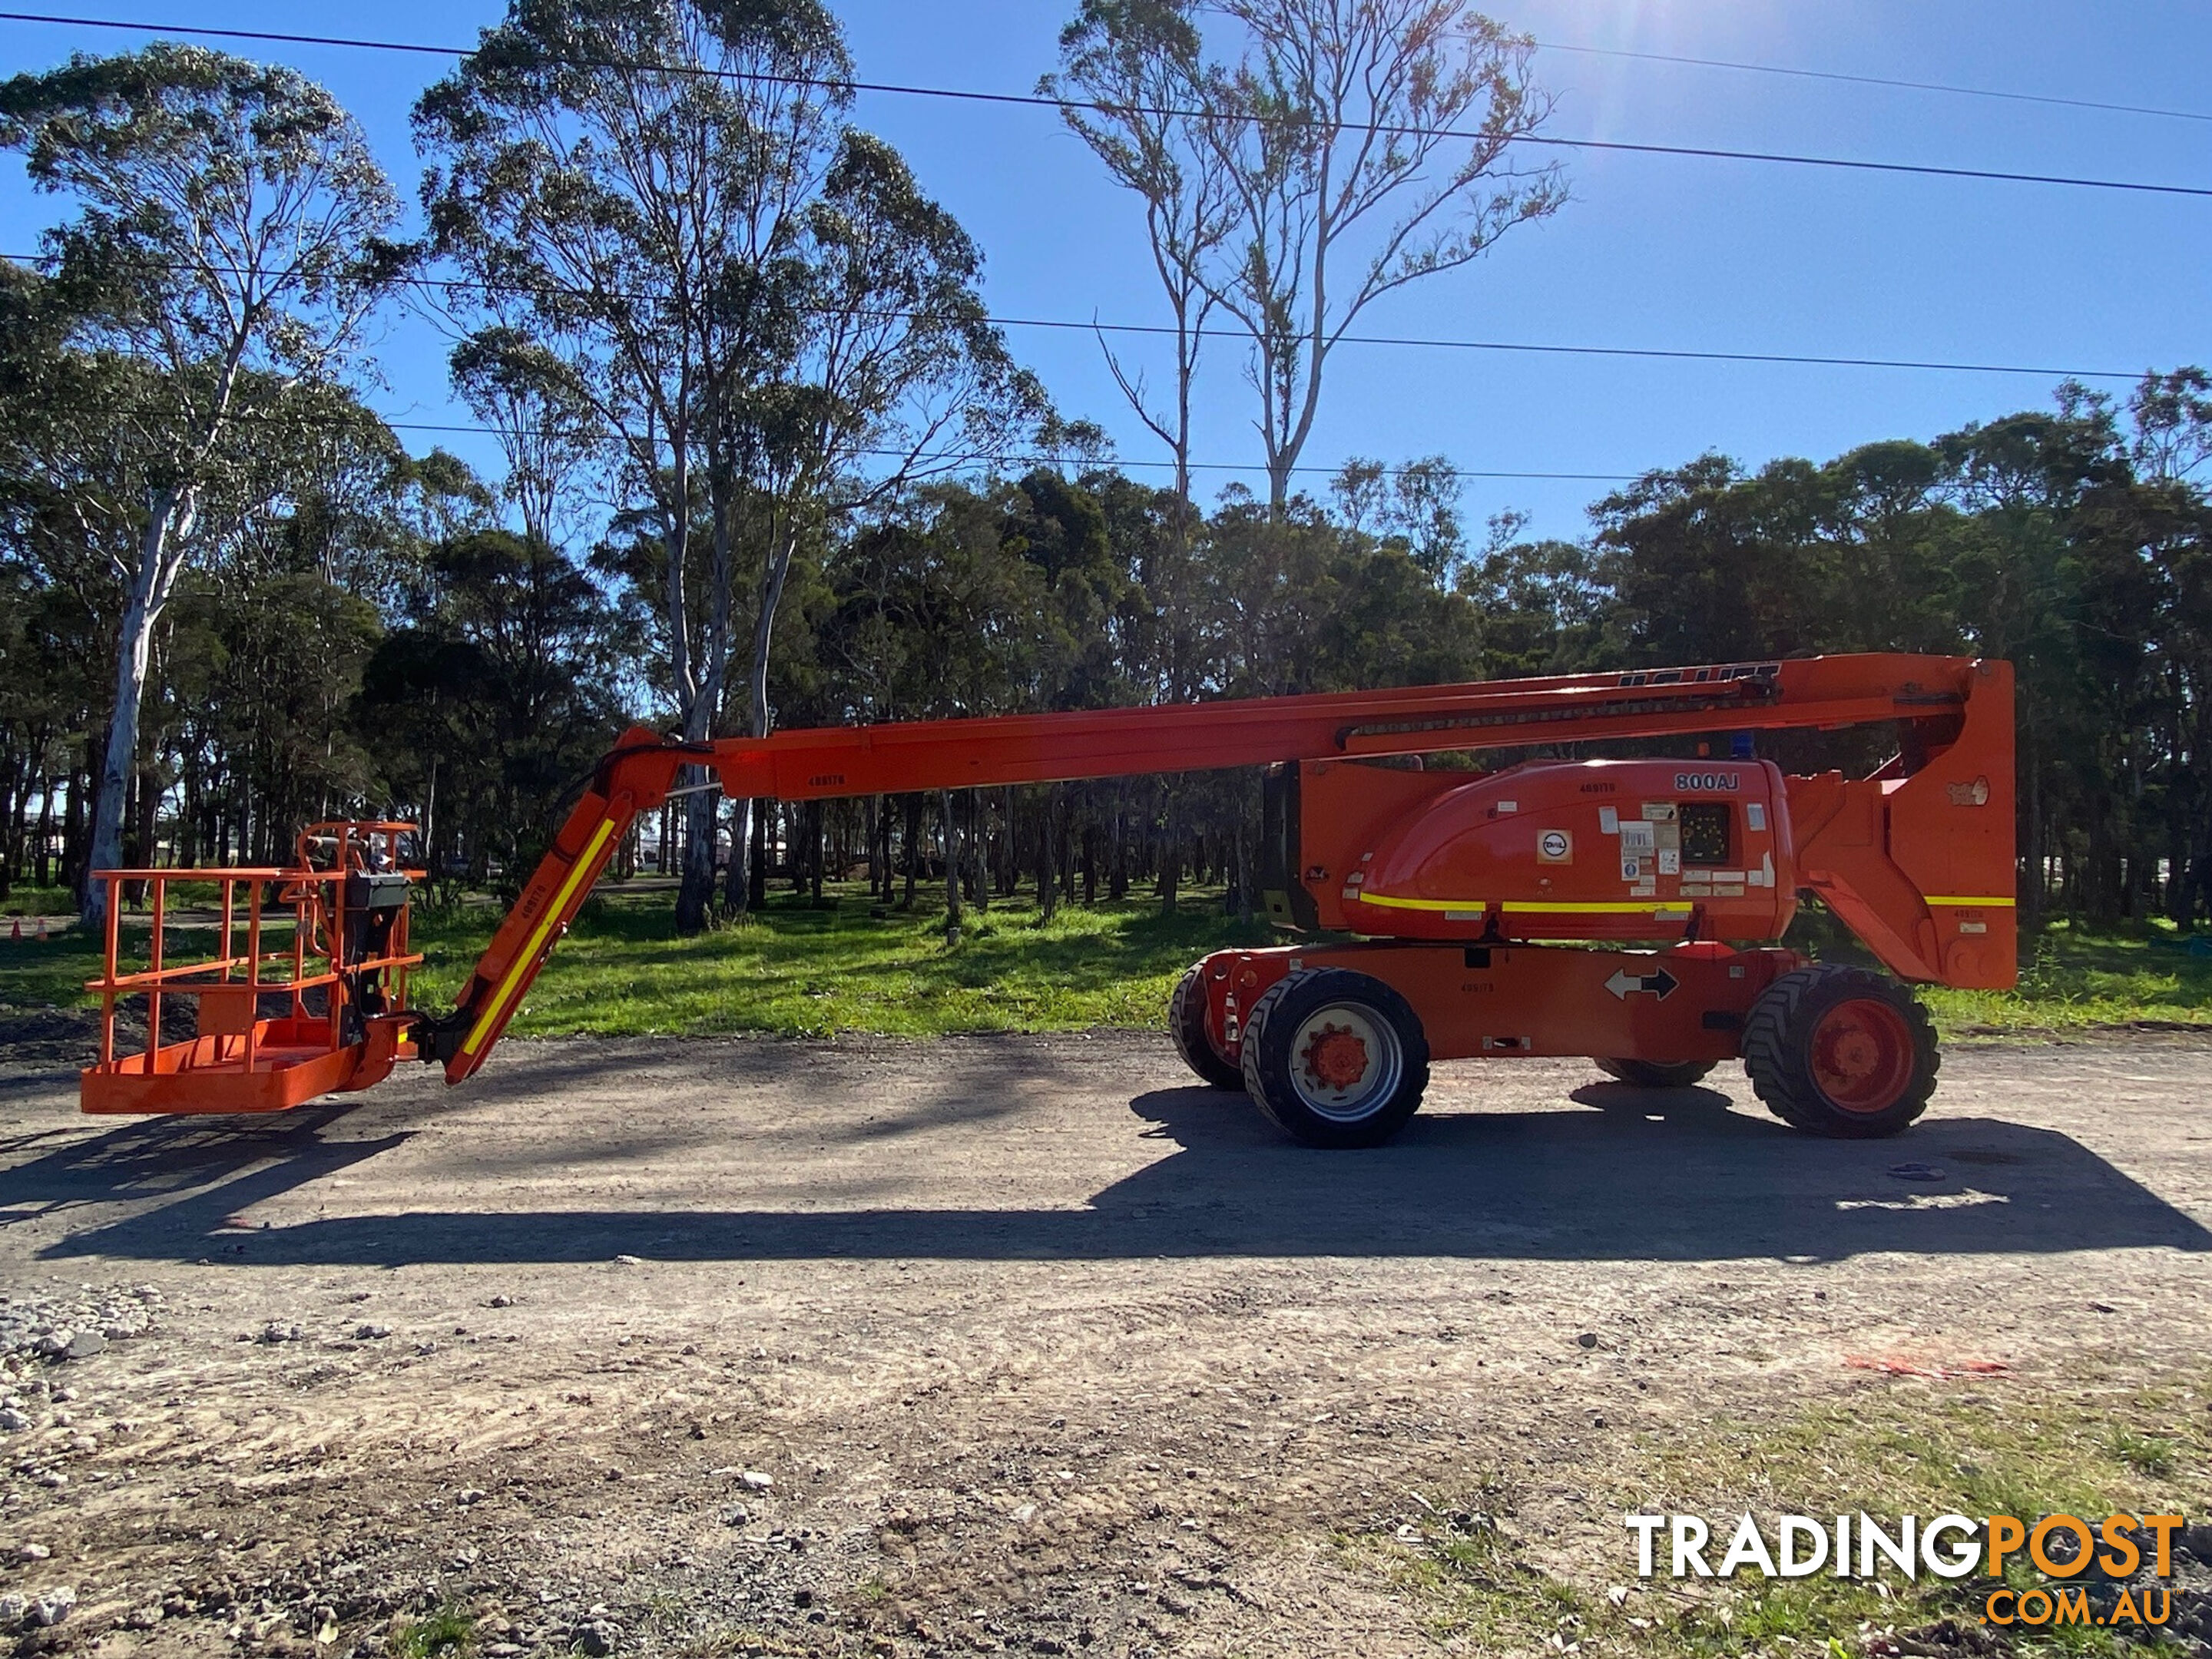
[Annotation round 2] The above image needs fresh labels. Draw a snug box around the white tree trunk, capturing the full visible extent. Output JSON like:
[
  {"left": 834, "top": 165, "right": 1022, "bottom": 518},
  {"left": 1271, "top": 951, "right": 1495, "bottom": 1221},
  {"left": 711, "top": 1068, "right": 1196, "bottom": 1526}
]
[
  {"left": 82, "top": 498, "right": 185, "bottom": 926},
  {"left": 673, "top": 671, "right": 722, "bottom": 935}
]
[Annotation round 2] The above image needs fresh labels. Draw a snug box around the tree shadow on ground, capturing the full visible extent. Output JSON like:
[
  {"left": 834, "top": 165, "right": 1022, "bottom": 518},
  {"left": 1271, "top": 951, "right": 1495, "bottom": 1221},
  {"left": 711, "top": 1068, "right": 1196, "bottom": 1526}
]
[{"left": 10, "top": 1054, "right": 2206, "bottom": 1267}]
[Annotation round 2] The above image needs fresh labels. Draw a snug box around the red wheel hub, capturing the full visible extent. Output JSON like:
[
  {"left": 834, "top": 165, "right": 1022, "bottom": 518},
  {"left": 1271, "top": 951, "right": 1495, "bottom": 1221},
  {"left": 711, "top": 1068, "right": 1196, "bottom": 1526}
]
[
  {"left": 1810, "top": 998, "right": 1915, "bottom": 1112},
  {"left": 1301, "top": 1025, "right": 1370, "bottom": 1091}
]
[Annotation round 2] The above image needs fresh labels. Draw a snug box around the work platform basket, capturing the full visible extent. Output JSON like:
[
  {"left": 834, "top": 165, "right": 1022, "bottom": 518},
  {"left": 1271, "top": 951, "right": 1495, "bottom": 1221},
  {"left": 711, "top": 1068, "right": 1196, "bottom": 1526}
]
[{"left": 80, "top": 822, "right": 424, "bottom": 1114}]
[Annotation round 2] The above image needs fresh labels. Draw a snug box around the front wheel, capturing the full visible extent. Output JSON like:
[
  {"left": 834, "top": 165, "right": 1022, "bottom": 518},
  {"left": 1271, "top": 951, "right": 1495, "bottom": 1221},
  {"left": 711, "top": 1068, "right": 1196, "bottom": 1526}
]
[
  {"left": 1240, "top": 968, "right": 1430, "bottom": 1148},
  {"left": 1594, "top": 1058, "right": 1716, "bottom": 1089},
  {"left": 1742, "top": 964, "right": 1939, "bottom": 1137}
]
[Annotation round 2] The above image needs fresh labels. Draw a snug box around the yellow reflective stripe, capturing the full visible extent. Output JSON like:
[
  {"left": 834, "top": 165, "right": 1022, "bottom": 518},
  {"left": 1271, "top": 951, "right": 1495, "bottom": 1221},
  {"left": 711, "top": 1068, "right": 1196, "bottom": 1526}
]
[
  {"left": 1926, "top": 896, "right": 2015, "bottom": 907},
  {"left": 462, "top": 817, "right": 617, "bottom": 1055},
  {"left": 1356, "top": 892, "right": 1489, "bottom": 912},
  {"left": 1359, "top": 892, "right": 1694, "bottom": 917},
  {"left": 1501, "top": 899, "right": 1694, "bottom": 916}
]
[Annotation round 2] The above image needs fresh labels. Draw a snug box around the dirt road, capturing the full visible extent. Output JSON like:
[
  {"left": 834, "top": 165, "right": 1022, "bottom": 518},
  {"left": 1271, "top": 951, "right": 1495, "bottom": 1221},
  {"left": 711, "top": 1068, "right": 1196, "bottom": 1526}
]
[{"left": 0, "top": 1034, "right": 2206, "bottom": 1657}]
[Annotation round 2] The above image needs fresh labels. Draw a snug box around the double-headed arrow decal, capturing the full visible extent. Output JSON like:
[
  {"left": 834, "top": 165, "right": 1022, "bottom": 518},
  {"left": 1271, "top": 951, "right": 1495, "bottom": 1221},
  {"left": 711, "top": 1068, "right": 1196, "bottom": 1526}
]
[{"left": 1604, "top": 966, "right": 1680, "bottom": 1001}]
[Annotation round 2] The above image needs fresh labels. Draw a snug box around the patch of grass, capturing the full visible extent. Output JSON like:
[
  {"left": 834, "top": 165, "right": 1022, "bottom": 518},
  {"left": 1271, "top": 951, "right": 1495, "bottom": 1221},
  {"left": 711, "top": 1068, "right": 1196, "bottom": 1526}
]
[
  {"left": 0, "top": 882, "right": 71, "bottom": 918},
  {"left": 1341, "top": 1508, "right": 1586, "bottom": 1654},
  {"left": 388, "top": 1604, "right": 475, "bottom": 1659},
  {"left": 0, "top": 915, "right": 300, "bottom": 1012},
  {"left": 1922, "top": 922, "right": 2212, "bottom": 1037},
  {"left": 2104, "top": 1429, "right": 2178, "bottom": 1480},
  {"left": 6, "top": 879, "right": 2210, "bottom": 1043},
  {"left": 403, "top": 883, "right": 1274, "bottom": 1041},
  {"left": 1369, "top": 1376, "right": 2207, "bottom": 1657}
]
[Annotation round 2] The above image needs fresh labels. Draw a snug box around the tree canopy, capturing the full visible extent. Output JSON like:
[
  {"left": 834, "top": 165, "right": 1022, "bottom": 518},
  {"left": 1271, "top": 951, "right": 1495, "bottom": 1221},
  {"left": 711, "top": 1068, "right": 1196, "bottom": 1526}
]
[{"left": 2, "top": 22, "right": 2207, "bottom": 959}]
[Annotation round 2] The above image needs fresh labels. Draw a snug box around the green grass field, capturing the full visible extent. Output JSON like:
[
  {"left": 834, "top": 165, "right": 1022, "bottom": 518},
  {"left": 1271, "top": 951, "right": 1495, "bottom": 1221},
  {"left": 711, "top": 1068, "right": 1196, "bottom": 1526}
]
[
  {"left": 0, "top": 882, "right": 73, "bottom": 919},
  {"left": 2, "top": 880, "right": 2207, "bottom": 1042}
]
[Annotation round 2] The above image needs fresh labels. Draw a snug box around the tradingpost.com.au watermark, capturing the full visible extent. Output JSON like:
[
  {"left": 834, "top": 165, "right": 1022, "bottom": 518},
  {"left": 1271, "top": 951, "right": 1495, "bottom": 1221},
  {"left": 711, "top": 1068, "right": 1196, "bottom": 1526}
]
[{"left": 1626, "top": 1512, "right": 2187, "bottom": 1629}]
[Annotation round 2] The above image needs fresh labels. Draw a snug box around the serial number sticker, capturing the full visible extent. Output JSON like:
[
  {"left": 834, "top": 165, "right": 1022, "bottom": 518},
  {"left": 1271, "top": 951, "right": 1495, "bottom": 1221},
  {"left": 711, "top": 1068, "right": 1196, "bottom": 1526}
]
[{"left": 1641, "top": 802, "right": 1677, "bottom": 822}]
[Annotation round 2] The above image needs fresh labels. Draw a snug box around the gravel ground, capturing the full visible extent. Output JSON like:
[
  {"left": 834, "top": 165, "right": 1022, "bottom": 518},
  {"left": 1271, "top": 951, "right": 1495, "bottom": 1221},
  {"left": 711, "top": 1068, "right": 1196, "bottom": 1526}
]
[{"left": 0, "top": 1031, "right": 2205, "bottom": 1657}]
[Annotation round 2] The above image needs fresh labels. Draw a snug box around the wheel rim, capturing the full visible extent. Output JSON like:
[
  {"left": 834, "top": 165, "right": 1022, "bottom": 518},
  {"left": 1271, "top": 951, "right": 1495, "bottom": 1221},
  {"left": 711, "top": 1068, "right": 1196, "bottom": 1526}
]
[
  {"left": 1809, "top": 997, "right": 1915, "bottom": 1112},
  {"left": 1286, "top": 1002, "right": 1404, "bottom": 1122}
]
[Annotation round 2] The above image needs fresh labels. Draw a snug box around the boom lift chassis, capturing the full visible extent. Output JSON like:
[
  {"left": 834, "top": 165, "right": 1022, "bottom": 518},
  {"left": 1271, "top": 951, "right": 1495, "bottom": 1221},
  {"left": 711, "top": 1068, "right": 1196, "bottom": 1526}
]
[{"left": 81, "top": 654, "right": 2015, "bottom": 1147}]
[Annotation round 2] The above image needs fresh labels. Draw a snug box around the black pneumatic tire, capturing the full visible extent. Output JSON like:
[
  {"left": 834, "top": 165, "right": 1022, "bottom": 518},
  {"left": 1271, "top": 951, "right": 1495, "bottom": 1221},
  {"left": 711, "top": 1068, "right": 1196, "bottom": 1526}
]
[
  {"left": 1240, "top": 968, "right": 1431, "bottom": 1149},
  {"left": 1168, "top": 963, "right": 1244, "bottom": 1089},
  {"left": 1594, "top": 1058, "right": 1717, "bottom": 1089},
  {"left": 1742, "top": 964, "right": 1939, "bottom": 1138}
]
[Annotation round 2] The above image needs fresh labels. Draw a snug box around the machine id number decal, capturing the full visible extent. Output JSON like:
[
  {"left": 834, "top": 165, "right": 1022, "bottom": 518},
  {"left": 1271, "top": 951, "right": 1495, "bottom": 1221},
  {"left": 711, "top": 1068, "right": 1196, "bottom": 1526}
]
[{"left": 1674, "top": 771, "right": 1740, "bottom": 791}]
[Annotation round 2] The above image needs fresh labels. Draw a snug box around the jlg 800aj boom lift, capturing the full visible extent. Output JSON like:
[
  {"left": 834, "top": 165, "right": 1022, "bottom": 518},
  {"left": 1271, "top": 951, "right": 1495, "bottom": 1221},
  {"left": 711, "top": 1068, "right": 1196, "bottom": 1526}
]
[{"left": 81, "top": 652, "right": 2015, "bottom": 1147}]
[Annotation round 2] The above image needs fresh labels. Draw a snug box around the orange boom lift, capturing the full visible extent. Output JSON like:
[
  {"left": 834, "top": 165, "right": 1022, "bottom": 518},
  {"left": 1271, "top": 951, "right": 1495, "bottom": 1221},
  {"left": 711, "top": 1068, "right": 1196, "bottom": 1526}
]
[{"left": 81, "top": 652, "right": 2014, "bottom": 1146}]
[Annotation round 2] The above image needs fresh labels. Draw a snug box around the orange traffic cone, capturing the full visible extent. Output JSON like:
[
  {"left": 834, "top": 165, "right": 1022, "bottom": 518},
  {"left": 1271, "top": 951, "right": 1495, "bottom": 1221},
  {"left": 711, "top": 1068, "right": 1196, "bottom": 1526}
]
[
  {"left": 35, "top": 917, "right": 48, "bottom": 942},
  {"left": 7, "top": 919, "right": 17, "bottom": 941}
]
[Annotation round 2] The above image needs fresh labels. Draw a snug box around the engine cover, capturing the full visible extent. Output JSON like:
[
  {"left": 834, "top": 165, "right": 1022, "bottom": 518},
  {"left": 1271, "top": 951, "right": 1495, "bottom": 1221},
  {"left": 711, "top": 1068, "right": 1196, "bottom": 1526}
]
[{"left": 1304, "top": 757, "right": 1800, "bottom": 943}]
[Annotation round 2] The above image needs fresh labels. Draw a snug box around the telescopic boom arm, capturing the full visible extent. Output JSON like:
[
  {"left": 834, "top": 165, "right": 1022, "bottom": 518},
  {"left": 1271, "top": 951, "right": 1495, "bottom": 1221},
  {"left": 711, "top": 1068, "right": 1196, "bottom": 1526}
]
[{"left": 421, "top": 653, "right": 2012, "bottom": 1083}]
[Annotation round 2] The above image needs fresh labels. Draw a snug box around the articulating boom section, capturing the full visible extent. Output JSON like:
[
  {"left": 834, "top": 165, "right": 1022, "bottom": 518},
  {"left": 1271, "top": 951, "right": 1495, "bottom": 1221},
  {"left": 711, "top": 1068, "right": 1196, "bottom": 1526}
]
[{"left": 422, "top": 653, "right": 2013, "bottom": 1085}]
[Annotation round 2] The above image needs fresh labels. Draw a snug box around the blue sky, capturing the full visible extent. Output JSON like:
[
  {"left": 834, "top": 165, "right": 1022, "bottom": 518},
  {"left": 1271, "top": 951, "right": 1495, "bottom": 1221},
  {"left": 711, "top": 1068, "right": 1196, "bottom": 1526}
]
[{"left": 2, "top": 0, "right": 2207, "bottom": 543}]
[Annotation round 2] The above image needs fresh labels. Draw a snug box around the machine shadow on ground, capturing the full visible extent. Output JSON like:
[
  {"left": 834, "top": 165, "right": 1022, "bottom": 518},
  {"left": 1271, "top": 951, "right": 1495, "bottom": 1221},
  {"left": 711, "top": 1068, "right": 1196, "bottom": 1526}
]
[{"left": 9, "top": 1066, "right": 2207, "bottom": 1269}]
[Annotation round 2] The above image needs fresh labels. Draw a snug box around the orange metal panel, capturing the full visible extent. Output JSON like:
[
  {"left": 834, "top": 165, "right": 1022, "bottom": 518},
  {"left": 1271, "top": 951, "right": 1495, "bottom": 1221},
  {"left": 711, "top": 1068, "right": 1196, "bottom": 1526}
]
[
  {"left": 1197, "top": 940, "right": 1801, "bottom": 1066},
  {"left": 1303, "top": 757, "right": 1798, "bottom": 945},
  {"left": 1788, "top": 660, "right": 2015, "bottom": 988},
  {"left": 81, "top": 1025, "right": 366, "bottom": 1114}
]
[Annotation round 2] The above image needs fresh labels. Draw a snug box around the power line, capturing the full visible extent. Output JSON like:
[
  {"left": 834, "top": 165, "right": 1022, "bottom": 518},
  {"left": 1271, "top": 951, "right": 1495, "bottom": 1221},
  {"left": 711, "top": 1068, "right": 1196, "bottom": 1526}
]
[
  {"left": 0, "top": 250, "right": 2158, "bottom": 386},
  {"left": 1534, "top": 38, "right": 2212, "bottom": 127},
  {"left": 2, "top": 10, "right": 2208, "bottom": 201}
]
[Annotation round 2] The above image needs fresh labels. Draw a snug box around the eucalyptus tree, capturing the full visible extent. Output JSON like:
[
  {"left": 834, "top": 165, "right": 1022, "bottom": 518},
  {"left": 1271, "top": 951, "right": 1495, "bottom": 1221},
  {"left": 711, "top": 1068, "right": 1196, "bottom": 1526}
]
[
  {"left": 1043, "top": 0, "right": 1234, "bottom": 552},
  {"left": 727, "top": 127, "right": 1044, "bottom": 733},
  {"left": 419, "top": 0, "right": 1038, "bottom": 931},
  {"left": 1205, "top": 0, "right": 1565, "bottom": 513},
  {"left": 449, "top": 329, "right": 601, "bottom": 554},
  {"left": 1329, "top": 453, "right": 1465, "bottom": 581},
  {"left": 0, "top": 44, "right": 402, "bottom": 920}
]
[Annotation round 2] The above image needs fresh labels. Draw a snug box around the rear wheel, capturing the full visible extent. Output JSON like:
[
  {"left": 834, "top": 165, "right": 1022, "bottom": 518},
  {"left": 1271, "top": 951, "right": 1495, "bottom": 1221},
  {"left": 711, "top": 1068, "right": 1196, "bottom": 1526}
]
[
  {"left": 1594, "top": 1058, "right": 1716, "bottom": 1089},
  {"left": 1742, "top": 964, "right": 1939, "bottom": 1137},
  {"left": 1167, "top": 963, "right": 1243, "bottom": 1089},
  {"left": 1240, "top": 968, "right": 1430, "bottom": 1148}
]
